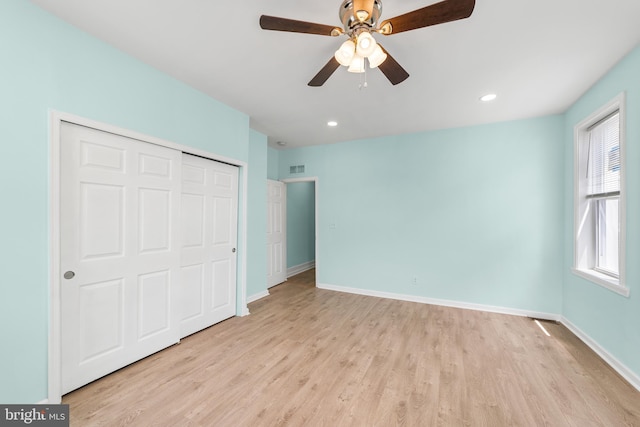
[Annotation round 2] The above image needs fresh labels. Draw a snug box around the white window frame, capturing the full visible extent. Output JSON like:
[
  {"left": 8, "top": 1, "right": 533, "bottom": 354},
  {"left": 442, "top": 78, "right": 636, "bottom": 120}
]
[{"left": 573, "top": 93, "right": 628, "bottom": 297}]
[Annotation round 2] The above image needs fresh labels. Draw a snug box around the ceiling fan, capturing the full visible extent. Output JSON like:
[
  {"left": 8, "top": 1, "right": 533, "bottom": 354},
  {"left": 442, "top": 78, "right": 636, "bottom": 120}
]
[{"left": 259, "top": 0, "right": 476, "bottom": 87}]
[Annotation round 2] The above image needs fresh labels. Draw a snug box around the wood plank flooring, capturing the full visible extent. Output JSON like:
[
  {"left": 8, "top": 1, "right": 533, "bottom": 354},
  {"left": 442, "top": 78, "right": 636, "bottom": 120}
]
[{"left": 63, "top": 269, "right": 640, "bottom": 426}]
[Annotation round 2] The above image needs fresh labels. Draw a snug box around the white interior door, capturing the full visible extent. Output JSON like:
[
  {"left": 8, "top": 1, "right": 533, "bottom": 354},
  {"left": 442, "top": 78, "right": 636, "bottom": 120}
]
[
  {"left": 180, "top": 154, "right": 238, "bottom": 338},
  {"left": 267, "top": 180, "right": 286, "bottom": 287},
  {"left": 60, "top": 122, "right": 181, "bottom": 394}
]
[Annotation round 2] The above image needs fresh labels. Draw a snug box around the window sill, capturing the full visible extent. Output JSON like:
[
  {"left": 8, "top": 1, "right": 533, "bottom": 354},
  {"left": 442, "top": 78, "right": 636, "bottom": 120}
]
[{"left": 572, "top": 268, "right": 630, "bottom": 297}]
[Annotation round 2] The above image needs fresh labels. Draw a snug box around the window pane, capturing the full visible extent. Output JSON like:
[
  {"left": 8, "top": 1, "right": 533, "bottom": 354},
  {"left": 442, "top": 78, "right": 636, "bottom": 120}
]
[
  {"left": 588, "top": 113, "right": 620, "bottom": 195},
  {"left": 596, "top": 198, "right": 619, "bottom": 275}
]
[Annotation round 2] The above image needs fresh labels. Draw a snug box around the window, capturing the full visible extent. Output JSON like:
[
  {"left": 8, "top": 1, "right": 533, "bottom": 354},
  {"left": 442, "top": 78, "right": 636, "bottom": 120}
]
[{"left": 573, "top": 94, "right": 627, "bottom": 296}]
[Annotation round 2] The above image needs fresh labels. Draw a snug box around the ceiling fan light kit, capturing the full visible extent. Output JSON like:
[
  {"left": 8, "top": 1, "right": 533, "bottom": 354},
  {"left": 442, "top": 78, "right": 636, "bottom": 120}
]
[
  {"left": 347, "top": 54, "right": 366, "bottom": 73},
  {"left": 335, "top": 33, "right": 387, "bottom": 72},
  {"left": 355, "top": 32, "right": 377, "bottom": 57},
  {"left": 260, "top": 0, "right": 475, "bottom": 86},
  {"left": 335, "top": 40, "right": 356, "bottom": 66},
  {"left": 367, "top": 45, "right": 388, "bottom": 68}
]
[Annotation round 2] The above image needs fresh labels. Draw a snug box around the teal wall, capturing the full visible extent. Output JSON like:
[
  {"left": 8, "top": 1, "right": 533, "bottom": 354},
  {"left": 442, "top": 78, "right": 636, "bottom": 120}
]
[
  {"left": 562, "top": 45, "right": 640, "bottom": 377},
  {"left": 267, "top": 147, "right": 280, "bottom": 180},
  {"left": 279, "top": 116, "right": 565, "bottom": 314},
  {"left": 0, "top": 0, "right": 254, "bottom": 403},
  {"left": 286, "top": 182, "right": 316, "bottom": 269},
  {"left": 247, "top": 131, "right": 268, "bottom": 298}
]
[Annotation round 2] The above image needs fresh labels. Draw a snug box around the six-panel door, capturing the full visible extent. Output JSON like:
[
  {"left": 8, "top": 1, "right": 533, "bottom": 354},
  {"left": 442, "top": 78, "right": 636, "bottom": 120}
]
[
  {"left": 180, "top": 154, "right": 238, "bottom": 338},
  {"left": 60, "top": 123, "right": 239, "bottom": 394},
  {"left": 267, "top": 180, "right": 286, "bottom": 288}
]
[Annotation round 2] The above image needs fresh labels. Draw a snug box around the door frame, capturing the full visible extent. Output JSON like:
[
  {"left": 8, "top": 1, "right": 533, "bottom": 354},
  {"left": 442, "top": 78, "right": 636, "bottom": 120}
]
[
  {"left": 281, "top": 177, "right": 319, "bottom": 286},
  {"left": 48, "top": 110, "right": 249, "bottom": 403}
]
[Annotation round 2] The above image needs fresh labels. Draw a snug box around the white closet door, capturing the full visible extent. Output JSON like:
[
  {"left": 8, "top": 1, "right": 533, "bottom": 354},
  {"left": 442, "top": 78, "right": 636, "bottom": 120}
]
[
  {"left": 60, "top": 122, "right": 181, "bottom": 394},
  {"left": 180, "top": 154, "right": 238, "bottom": 338},
  {"left": 267, "top": 180, "right": 286, "bottom": 287}
]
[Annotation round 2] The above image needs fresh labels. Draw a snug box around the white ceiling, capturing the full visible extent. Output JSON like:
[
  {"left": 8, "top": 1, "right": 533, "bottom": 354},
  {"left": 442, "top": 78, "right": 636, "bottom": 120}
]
[{"left": 29, "top": 0, "right": 640, "bottom": 149}]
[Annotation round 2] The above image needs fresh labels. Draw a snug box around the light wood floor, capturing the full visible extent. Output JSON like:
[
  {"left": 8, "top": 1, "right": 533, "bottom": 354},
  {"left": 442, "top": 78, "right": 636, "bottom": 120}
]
[{"left": 64, "top": 269, "right": 640, "bottom": 426}]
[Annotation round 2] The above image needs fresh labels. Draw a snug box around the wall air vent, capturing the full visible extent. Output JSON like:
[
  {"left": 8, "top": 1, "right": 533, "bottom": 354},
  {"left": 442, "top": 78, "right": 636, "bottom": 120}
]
[{"left": 289, "top": 165, "right": 305, "bottom": 174}]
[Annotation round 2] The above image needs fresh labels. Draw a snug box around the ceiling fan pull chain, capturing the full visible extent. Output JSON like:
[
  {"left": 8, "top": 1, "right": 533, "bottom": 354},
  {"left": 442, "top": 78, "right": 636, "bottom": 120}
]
[{"left": 359, "top": 60, "right": 369, "bottom": 90}]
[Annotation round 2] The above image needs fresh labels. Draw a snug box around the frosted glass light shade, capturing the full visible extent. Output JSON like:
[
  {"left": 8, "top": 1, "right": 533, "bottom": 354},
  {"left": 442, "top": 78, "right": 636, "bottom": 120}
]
[
  {"left": 335, "top": 40, "right": 356, "bottom": 66},
  {"left": 355, "top": 32, "right": 377, "bottom": 57},
  {"left": 347, "top": 54, "right": 365, "bottom": 73},
  {"left": 367, "top": 44, "right": 387, "bottom": 68}
]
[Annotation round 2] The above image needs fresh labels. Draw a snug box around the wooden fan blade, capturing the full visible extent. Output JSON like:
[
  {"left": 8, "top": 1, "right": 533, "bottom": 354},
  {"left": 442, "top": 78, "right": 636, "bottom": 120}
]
[
  {"left": 260, "top": 15, "right": 342, "bottom": 36},
  {"left": 308, "top": 57, "right": 341, "bottom": 87},
  {"left": 377, "top": 46, "right": 409, "bottom": 85},
  {"left": 378, "top": 0, "right": 475, "bottom": 35}
]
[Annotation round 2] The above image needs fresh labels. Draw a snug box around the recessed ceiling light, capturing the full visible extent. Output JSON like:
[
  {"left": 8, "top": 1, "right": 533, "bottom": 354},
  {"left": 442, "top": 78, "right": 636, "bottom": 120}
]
[
  {"left": 480, "top": 93, "right": 497, "bottom": 102},
  {"left": 327, "top": 121, "right": 338, "bottom": 127},
  {"left": 276, "top": 141, "right": 286, "bottom": 146}
]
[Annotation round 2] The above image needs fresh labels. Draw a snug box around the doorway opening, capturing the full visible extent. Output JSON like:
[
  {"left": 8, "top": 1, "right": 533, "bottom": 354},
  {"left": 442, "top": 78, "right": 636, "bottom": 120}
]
[{"left": 283, "top": 178, "right": 318, "bottom": 285}]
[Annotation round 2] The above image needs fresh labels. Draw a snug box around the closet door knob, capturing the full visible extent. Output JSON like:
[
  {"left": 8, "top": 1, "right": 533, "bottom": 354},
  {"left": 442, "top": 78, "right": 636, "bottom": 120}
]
[{"left": 64, "top": 271, "right": 75, "bottom": 280}]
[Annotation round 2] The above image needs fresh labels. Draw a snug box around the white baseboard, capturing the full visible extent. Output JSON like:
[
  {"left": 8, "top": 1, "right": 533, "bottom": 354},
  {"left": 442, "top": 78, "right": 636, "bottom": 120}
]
[
  {"left": 287, "top": 261, "right": 315, "bottom": 278},
  {"left": 316, "top": 283, "right": 561, "bottom": 321},
  {"left": 561, "top": 317, "right": 640, "bottom": 392},
  {"left": 247, "top": 290, "right": 270, "bottom": 304}
]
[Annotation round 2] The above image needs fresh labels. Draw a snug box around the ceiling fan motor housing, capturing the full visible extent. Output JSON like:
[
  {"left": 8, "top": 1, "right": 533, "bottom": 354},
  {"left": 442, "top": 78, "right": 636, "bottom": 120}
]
[{"left": 340, "top": 0, "right": 382, "bottom": 32}]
